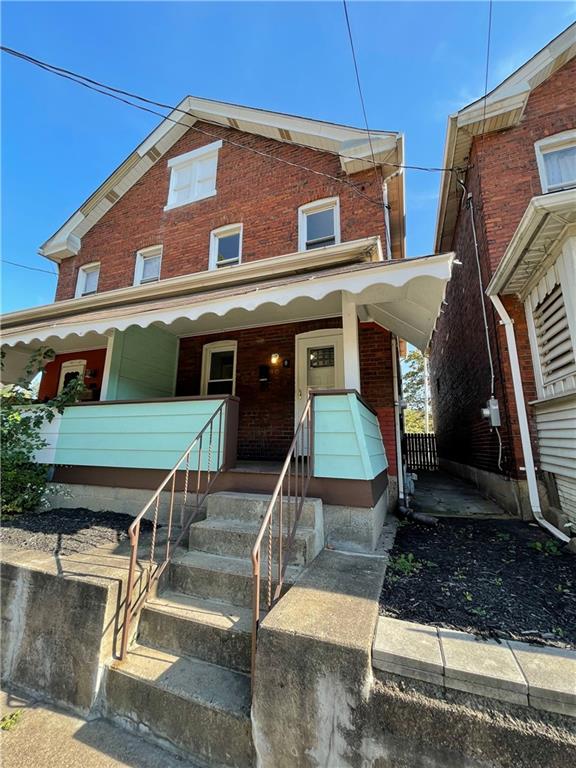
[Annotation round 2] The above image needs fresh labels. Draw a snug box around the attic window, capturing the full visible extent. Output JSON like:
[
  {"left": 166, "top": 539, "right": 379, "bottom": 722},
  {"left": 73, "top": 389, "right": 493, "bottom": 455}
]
[
  {"left": 535, "top": 131, "right": 576, "bottom": 193},
  {"left": 298, "top": 198, "right": 340, "bottom": 251},
  {"left": 75, "top": 263, "right": 100, "bottom": 298},
  {"left": 134, "top": 245, "right": 162, "bottom": 285},
  {"left": 165, "top": 140, "right": 222, "bottom": 210}
]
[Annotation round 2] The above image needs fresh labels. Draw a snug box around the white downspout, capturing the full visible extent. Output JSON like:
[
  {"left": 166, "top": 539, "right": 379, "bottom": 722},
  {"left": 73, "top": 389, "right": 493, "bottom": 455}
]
[
  {"left": 489, "top": 295, "right": 570, "bottom": 543},
  {"left": 391, "top": 335, "right": 405, "bottom": 503}
]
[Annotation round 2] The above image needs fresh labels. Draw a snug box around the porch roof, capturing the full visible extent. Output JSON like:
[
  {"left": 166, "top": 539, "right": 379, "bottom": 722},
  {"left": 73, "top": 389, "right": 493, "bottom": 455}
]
[
  {"left": 1, "top": 250, "right": 455, "bottom": 379},
  {"left": 486, "top": 189, "right": 576, "bottom": 299}
]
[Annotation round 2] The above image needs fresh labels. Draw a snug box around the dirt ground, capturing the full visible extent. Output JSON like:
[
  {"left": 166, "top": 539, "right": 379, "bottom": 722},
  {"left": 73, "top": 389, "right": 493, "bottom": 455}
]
[
  {"left": 379, "top": 517, "right": 576, "bottom": 648},
  {"left": 0, "top": 507, "right": 151, "bottom": 556}
]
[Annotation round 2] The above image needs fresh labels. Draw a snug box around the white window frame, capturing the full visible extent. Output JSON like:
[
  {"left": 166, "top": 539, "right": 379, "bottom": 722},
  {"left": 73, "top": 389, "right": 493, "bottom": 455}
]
[
  {"left": 209, "top": 224, "right": 243, "bottom": 270},
  {"left": 200, "top": 340, "right": 238, "bottom": 396},
  {"left": 75, "top": 262, "right": 100, "bottom": 298},
  {"left": 134, "top": 245, "right": 163, "bottom": 285},
  {"left": 57, "top": 359, "right": 86, "bottom": 394},
  {"left": 298, "top": 197, "right": 341, "bottom": 252},
  {"left": 165, "top": 140, "right": 222, "bottom": 211},
  {"left": 534, "top": 130, "right": 576, "bottom": 193}
]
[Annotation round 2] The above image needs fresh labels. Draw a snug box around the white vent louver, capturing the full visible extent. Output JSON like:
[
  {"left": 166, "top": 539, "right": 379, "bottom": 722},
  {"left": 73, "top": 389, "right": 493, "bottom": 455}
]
[{"left": 533, "top": 283, "right": 576, "bottom": 385}]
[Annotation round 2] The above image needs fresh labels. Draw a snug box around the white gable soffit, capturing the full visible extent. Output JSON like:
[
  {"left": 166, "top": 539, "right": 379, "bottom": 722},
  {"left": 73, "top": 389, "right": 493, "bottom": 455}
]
[
  {"left": 435, "top": 23, "right": 576, "bottom": 254},
  {"left": 39, "top": 95, "right": 401, "bottom": 262},
  {"left": 1, "top": 252, "right": 455, "bottom": 353},
  {"left": 486, "top": 189, "right": 576, "bottom": 298}
]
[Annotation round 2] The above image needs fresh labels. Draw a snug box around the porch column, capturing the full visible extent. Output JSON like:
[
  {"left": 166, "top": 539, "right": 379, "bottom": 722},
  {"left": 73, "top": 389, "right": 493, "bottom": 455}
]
[{"left": 341, "top": 291, "right": 361, "bottom": 391}]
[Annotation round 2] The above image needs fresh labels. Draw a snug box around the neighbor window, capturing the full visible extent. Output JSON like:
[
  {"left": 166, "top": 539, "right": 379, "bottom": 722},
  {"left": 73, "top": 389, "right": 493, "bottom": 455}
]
[
  {"left": 201, "top": 341, "right": 237, "bottom": 396},
  {"left": 75, "top": 263, "right": 100, "bottom": 298},
  {"left": 535, "top": 131, "right": 576, "bottom": 193},
  {"left": 134, "top": 245, "right": 162, "bottom": 285},
  {"left": 209, "top": 224, "right": 242, "bottom": 269},
  {"left": 298, "top": 197, "right": 340, "bottom": 251},
  {"left": 165, "top": 140, "right": 222, "bottom": 210}
]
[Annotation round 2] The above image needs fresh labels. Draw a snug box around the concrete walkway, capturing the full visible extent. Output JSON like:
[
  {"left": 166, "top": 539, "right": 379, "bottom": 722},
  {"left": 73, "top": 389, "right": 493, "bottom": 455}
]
[
  {"left": 0, "top": 689, "right": 199, "bottom": 768},
  {"left": 411, "top": 470, "right": 509, "bottom": 518}
]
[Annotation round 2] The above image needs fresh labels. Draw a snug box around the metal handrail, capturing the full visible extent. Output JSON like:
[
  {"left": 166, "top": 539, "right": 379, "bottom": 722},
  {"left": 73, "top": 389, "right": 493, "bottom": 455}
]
[
  {"left": 250, "top": 396, "right": 313, "bottom": 680},
  {"left": 119, "top": 398, "right": 230, "bottom": 660}
]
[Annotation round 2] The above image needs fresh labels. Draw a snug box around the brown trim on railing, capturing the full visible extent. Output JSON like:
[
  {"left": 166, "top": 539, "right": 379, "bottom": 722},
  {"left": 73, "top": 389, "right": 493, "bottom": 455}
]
[
  {"left": 311, "top": 389, "right": 378, "bottom": 417},
  {"left": 66, "top": 395, "right": 240, "bottom": 407}
]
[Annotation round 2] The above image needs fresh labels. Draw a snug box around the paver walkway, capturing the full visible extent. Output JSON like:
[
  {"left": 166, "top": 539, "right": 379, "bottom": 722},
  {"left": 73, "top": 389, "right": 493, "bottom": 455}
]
[
  {"left": 0, "top": 689, "right": 199, "bottom": 768},
  {"left": 411, "top": 470, "right": 509, "bottom": 518}
]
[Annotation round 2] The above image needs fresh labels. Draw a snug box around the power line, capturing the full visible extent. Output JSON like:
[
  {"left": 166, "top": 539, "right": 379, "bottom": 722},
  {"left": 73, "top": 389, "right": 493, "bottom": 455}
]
[
  {"left": 342, "top": 0, "right": 387, "bottom": 232},
  {"left": 1, "top": 45, "right": 464, "bottom": 178},
  {"left": 2, "top": 259, "right": 58, "bottom": 275}
]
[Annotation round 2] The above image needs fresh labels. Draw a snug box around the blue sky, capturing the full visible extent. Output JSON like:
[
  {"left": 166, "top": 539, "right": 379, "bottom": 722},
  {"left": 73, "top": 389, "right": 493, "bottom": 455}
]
[{"left": 2, "top": 1, "right": 574, "bottom": 312}]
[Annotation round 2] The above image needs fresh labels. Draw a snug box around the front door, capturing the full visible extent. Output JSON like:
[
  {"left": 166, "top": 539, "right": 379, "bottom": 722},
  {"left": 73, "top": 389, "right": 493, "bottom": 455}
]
[{"left": 295, "top": 329, "right": 344, "bottom": 429}]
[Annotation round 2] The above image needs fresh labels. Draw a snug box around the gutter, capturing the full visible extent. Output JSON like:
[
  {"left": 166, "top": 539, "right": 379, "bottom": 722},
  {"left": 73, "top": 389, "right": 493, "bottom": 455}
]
[
  {"left": 391, "top": 335, "right": 405, "bottom": 503},
  {"left": 489, "top": 295, "right": 570, "bottom": 543}
]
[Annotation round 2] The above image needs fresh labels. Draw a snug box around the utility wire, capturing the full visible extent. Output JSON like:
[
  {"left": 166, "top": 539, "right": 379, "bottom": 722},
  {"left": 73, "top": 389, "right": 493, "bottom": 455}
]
[
  {"left": 1, "top": 45, "right": 465, "bottom": 177},
  {"left": 2, "top": 259, "right": 58, "bottom": 275},
  {"left": 341, "top": 0, "right": 388, "bottom": 233}
]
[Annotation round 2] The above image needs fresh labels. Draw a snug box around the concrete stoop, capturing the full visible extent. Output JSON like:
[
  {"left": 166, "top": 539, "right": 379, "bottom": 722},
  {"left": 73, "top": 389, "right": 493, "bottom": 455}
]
[{"left": 103, "top": 491, "right": 324, "bottom": 768}]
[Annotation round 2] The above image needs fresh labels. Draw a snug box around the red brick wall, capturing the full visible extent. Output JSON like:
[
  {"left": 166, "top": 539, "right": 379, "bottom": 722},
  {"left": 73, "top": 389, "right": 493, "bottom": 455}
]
[
  {"left": 38, "top": 349, "right": 107, "bottom": 401},
  {"left": 55, "top": 121, "right": 386, "bottom": 301},
  {"left": 176, "top": 319, "right": 396, "bottom": 465},
  {"left": 430, "top": 57, "right": 576, "bottom": 477}
]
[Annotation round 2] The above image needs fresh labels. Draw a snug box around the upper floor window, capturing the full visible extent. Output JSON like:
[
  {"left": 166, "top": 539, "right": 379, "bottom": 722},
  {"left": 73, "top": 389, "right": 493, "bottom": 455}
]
[
  {"left": 535, "top": 131, "right": 576, "bottom": 193},
  {"left": 165, "top": 140, "right": 222, "bottom": 210},
  {"left": 209, "top": 224, "right": 242, "bottom": 270},
  {"left": 134, "top": 245, "right": 162, "bottom": 285},
  {"left": 75, "top": 262, "right": 100, "bottom": 298},
  {"left": 298, "top": 197, "right": 340, "bottom": 251}
]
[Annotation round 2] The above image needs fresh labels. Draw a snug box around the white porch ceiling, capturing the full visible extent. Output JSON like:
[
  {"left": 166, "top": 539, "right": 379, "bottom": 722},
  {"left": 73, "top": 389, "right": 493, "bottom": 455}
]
[{"left": 1, "top": 253, "right": 455, "bottom": 382}]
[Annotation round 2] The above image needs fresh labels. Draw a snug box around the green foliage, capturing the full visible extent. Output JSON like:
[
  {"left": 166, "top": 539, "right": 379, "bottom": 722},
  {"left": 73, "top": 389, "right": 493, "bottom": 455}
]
[
  {"left": 402, "top": 349, "right": 432, "bottom": 433},
  {"left": 389, "top": 552, "right": 423, "bottom": 576},
  {"left": 0, "top": 710, "right": 22, "bottom": 731},
  {"left": 528, "top": 540, "right": 561, "bottom": 556},
  {"left": 1, "top": 348, "right": 84, "bottom": 516},
  {"left": 404, "top": 408, "right": 425, "bottom": 433}
]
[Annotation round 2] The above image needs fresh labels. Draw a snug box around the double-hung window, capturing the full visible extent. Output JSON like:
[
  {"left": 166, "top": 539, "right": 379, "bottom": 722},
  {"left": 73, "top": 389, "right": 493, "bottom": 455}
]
[
  {"left": 535, "top": 131, "right": 576, "bottom": 193},
  {"left": 75, "top": 263, "right": 100, "bottom": 298},
  {"left": 165, "top": 140, "right": 222, "bottom": 210},
  {"left": 209, "top": 224, "right": 242, "bottom": 269},
  {"left": 201, "top": 341, "right": 237, "bottom": 395},
  {"left": 298, "top": 197, "right": 340, "bottom": 251},
  {"left": 134, "top": 245, "right": 162, "bottom": 285}
]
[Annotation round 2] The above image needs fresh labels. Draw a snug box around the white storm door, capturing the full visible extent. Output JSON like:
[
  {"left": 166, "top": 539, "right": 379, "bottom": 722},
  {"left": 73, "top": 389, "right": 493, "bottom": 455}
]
[{"left": 295, "top": 330, "right": 344, "bottom": 430}]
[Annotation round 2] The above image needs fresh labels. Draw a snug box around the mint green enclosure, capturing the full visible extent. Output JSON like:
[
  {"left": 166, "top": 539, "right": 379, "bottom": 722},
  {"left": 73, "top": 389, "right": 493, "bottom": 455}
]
[
  {"left": 313, "top": 394, "right": 388, "bottom": 480},
  {"left": 53, "top": 399, "right": 225, "bottom": 470}
]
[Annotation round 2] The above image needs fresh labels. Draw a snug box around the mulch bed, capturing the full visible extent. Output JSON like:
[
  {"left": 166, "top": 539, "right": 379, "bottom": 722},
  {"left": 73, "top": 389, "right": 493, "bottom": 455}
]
[
  {"left": 380, "top": 517, "right": 576, "bottom": 648},
  {"left": 0, "top": 508, "right": 152, "bottom": 556}
]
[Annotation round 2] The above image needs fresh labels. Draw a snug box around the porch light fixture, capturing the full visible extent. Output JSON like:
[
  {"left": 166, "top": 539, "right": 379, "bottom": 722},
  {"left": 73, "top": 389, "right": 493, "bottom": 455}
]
[{"left": 270, "top": 353, "right": 280, "bottom": 365}]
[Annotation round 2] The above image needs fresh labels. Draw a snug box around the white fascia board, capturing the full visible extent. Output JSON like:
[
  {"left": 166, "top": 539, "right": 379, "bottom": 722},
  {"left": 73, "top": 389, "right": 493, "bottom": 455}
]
[
  {"left": 1, "top": 252, "right": 455, "bottom": 349},
  {"left": 138, "top": 97, "right": 195, "bottom": 157},
  {"left": 433, "top": 114, "right": 459, "bottom": 253},
  {"left": 487, "top": 189, "right": 576, "bottom": 296},
  {"left": 456, "top": 86, "right": 529, "bottom": 129}
]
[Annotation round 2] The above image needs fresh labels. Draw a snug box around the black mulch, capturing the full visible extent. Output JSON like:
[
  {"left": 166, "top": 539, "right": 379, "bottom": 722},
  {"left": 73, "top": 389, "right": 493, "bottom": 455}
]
[
  {"left": 380, "top": 518, "right": 576, "bottom": 648},
  {"left": 0, "top": 507, "right": 152, "bottom": 556}
]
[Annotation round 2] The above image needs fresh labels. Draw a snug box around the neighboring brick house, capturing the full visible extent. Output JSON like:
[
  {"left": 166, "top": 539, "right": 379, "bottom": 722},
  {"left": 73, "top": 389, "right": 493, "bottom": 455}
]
[
  {"left": 2, "top": 96, "right": 454, "bottom": 545},
  {"left": 430, "top": 25, "right": 576, "bottom": 536}
]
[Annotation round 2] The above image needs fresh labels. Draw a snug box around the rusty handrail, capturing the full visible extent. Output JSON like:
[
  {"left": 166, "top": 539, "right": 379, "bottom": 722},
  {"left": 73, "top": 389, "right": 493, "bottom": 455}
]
[
  {"left": 250, "top": 396, "right": 313, "bottom": 681},
  {"left": 119, "top": 398, "right": 230, "bottom": 660}
]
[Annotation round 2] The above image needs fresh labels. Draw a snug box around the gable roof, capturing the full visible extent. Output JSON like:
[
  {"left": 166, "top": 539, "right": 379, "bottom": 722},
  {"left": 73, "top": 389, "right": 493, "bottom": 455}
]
[
  {"left": 39, "top": 95, "right": 404, "bottom": 262},
  {"left": 435, "top": 23, "right": 576, "bottom": 254}
]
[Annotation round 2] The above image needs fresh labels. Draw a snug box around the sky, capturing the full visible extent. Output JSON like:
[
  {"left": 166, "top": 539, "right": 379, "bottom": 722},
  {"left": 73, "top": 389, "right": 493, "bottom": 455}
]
[{"left": 2, "top": 1, "right": 575, "bottom": 313}]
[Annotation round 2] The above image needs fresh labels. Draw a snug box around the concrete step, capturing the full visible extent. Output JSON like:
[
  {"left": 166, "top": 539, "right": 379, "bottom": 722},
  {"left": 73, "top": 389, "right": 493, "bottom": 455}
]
[
  {"left": 105, "top": 644, "right": 253, "bottom": 768},
  {"left": 169, "top": 550, "right": 301, "bottom": 608},
  {"left": 189, "top": 517, "right": 317, "bottom": 566},
  {"left": 206, "top": 491, "right": 322, "bottom": 530},
  {"left": 139, "top": 591, "right": 253, "bottom": 673}
]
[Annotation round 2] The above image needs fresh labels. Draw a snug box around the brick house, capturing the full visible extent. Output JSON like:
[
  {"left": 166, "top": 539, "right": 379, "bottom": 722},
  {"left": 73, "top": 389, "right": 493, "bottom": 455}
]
[
  {"left": 430, "top": 25, "right": 576, "bottom": 537},
  {"left": 2, "top": 96, "right": 454, "bottom": 548}
]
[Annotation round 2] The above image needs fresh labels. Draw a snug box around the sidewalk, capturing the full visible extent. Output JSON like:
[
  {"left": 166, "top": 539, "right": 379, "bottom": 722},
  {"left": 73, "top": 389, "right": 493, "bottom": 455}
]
[{"left": 0, "top": 689, "right": 199, "bottom": 768}]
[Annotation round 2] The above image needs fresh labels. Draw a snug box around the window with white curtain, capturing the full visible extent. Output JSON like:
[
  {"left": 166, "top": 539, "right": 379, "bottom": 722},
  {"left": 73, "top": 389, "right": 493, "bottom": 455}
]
[
  {"left": 75, "top": 263, "right": 100, "bottom": 297},
  {"left": 535, "top": 131, "right": 576, "bottom": 193},
  {"left": 134, "top": 245, "right": 162, "bottom": 285}
]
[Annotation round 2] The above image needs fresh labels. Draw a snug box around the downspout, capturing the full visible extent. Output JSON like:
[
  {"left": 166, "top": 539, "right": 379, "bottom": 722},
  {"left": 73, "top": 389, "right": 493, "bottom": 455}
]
[
  {"left": 489, "top": 295, "right": 570, "bottom": 543},
  {"left": 391, "top": 335, "right": 405, "bottom": 503}
]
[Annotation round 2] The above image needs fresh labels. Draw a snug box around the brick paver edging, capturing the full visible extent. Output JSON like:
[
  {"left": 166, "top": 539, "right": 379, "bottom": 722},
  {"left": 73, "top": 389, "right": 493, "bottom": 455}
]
[{"left": 373, "top": 616, "right": 576, "bottom": 718}]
